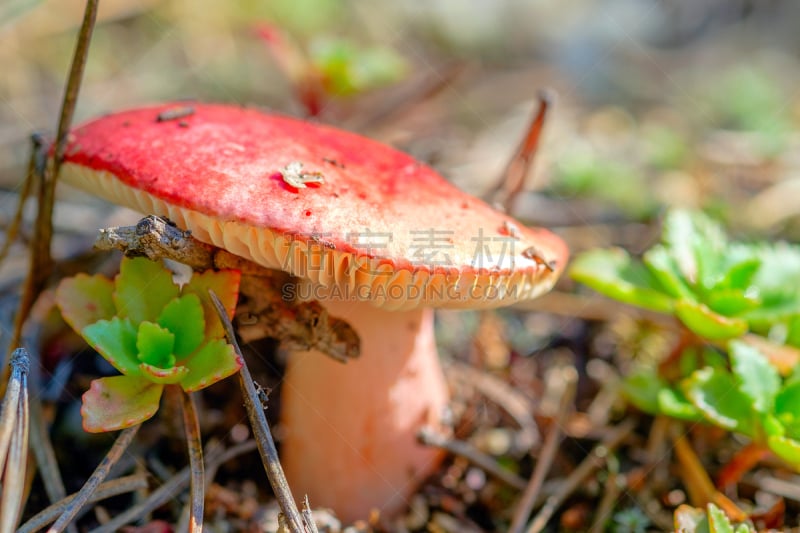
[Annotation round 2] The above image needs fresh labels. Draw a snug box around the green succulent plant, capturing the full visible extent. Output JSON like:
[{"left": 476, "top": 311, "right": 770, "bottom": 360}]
[
  {"left": 625, "top": 341, "right": 800, "bottom": 468},
  {"left": 570, "top": 209, "right": 800, "bottom": 341},
  {"left": 674, "top": 503, "right": 755, "bottom": 533},
  {"left": 55, "top": 257, "right": 241, "bottom": 432}
]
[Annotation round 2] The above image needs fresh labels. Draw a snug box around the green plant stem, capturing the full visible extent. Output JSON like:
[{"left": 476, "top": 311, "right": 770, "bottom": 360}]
[{"left": 48, "top": 425, "right": 139, "bottom": 533}]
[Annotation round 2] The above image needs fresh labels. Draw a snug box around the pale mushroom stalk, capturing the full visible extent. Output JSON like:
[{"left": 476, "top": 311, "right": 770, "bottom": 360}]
[{"left": 282, "top": 300, "right": 447, "bottom": 520}]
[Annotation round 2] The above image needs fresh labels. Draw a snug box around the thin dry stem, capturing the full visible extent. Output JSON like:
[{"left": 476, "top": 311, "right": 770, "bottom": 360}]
[
  {"left": 0, "top": 348, "right": 30, "bottom": 533},
  {"left": 417, "top": 426, "right": 527, "bottom": 490},
  {"left": 47, "top": 425, "right": 139, "bottom": 533},
  {"left": 180, "top": 389, "right": 204, "bottom": 533},
  {"left": 5, "top": 0, "right": 99, "bottom": 384},
  {"left": 18, "top": 474, "right": 148, "bottom": 533},
  {"left": 524, "top": 419, "right": 636, "bottom": 533},
  {"left": 88, "top": 441, "right": 256, "bottom": 533},
  {"left": 208, "top": 290, "right": 307, "bottom": 533},
  {"left": 492, "top": 89, "right": 554, "bottom": 213},
  {"left": 508, "top": 366, "right": 576, "bottom": 533}
]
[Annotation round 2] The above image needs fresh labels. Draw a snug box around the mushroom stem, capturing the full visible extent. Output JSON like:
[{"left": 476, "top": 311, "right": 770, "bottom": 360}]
[{"left": 281, "top": 299, "right": 448, "bottom": 523}]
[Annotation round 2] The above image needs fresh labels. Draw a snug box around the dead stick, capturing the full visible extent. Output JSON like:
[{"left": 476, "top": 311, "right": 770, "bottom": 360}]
[
  {"left": 5, "top": 0, "right": 99, "bottom": 379},
  {"left": 180, "top": 389, "right": 204, "bottom": 533},
  {"left": 417, "top": 426, "right": 527, "bottom": 490},
  {"left": 88, "top": 441, "right": 255, "bottom": 533},
  {"left": 508, "top": 367, "right": 576, "bottom": 533},
  {"left": 47, "top": 425, "right": 139, "bottom": 533},
  {"left": 524, "top": 419, "right": 636, "bottom": 533},
  {"left": 209, "top": 290, "right": 306, "bottom": 533},
  {"left": 18, "top": 474, "right": 148, "bottom": 533},
  {"left": 492, "top": 90, "right": 554, "bottom": 213}
]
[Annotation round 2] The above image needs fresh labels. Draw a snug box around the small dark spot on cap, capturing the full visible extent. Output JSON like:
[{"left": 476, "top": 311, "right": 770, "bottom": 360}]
[{"left": 178, "top": 120, "right": 190, "bottom": 128}]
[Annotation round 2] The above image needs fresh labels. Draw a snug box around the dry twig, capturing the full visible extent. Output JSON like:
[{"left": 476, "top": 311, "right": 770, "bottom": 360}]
[
  {"left": 209, "top": 290, "right": 307, "bottom": 533},
  {"left": 0, "top": 348, "right": 30, "bottom": 533}
]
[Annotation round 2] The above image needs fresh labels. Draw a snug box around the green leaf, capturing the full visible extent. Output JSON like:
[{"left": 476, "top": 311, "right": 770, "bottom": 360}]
[
  {"left": 786, "top": 315, "right": 800, "bottom": 348},
  {"left": 683, "top": 367, "right": 757, "bottom": 437},
  {"left": 158, "top": 294, "right": 205, "bottom": 358},
  {"left": 643, "top": 245, "right": 693, "bottom": 299},
  {"left": 113, "top": 257, "right": 179, "bottom": 323},
  {"left": 136, "top": 322, "right": 176, "bottom": 369},
  {"left": 729, "top": 341, "right": 780, "bottom": 415},
  {"left": 139, "top": 363, "right": 190, "bottom": 385},
  {"left": 55, "top": 273, "right": 116, "bottom": 331},
  {"left": 674, "top": 299, "right": 748, "bottom": 340},
  {"left": 81, "top": 317, "right": 142, "bottom": 377},
  {"left": 767, "top": 435, "right": 800, "bottom": 469},
  {"left": 707, "top": 504, "right": 734, "bottom": 533},
  {"left": 715, "top": 257, "right": 761, "bottom": 291},
  {"left": 622, "top": 371, "right": 664, "bottom": 414},
  {"left": 743, "top": 243, "right": 800, "bottom": 325},
  {"left": 181, "top": 269, "right": 241, "bottom": 341},
  {"left": 569, "top": 248, "right": 674, "bottom": 312},
  {"left": 774, "top": 381, "right": 800, "bottom": 438},
  {"left": 673, "top": 505, "right": 708, "bottom": 533},
  {"left": 657, "top": 387, "right": 704, "bottom": 421},
  {"left": 706, "top": 289, "right": 760, "bottom": 317},
  {"left": 661, "top": 210, "right": 726, "bottom": 286},
  {"left": 179, "top": 339, "right": 242, "bottom": 392},
  {"left": 81, "top": 376, "right": 163, "bottom": 432}
]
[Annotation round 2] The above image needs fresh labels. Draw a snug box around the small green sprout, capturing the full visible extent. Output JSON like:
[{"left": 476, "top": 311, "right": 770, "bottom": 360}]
[
  {"left": 55, "top": 257, "right": 242, "bottom": 432},
  {"left": 570, "top": 209, "right": 800, "bottom": 341},
  {"left": 673, "top": 503, "right": 755, "bottom": 533}
]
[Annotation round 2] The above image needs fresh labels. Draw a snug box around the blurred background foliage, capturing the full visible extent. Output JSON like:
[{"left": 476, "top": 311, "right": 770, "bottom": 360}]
[{"left": 3, "top": 1, "right": 800, "bottom": 236}]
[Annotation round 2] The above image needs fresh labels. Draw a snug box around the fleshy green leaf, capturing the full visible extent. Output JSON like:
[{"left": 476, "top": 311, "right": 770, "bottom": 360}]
[
  {"left": 705, "top": 289, "right": 760, "bottom": 316},
  {"left": 136, "top": 322, "right": 176, "bottom": 369},
  {"left": 715, "top": 257, "right": 761, "bottom": 291},
  {"left": 643, "top": 245, "right": 693, "bottom": 299},
  {"left": 743, "top": 244, "right": 800, "bottom": 325},
  {"left": 674, "top": 299, "right": 748, "bottom": 340},
  {"left": 673, "top": 505, "right": 707, "bottom": 533},
  {"left": 569, "top": 248, "right": 674, "bottom": 312},
  {"left": 622, "top": 371, "right": 664, "bottom": 414},
  {"left": 56, "top": 273, "right": 116, "bottom": 331},
  {"left": 729, "top": 341, "right": 779, "bottom": 415},
  {"left": 181, "top": 269, "right": 241, "bottom": 340},
  {"left": 767, "top": 435, "right": 800, "bottom": 469},
  {"left": 179, "top": 339, "right": 242, "bottom": 392},
  {"left": 81, "top": 376, "right": 163, "bottom": 432},
  {"left": 661, "top": 210, "right": 726, "bottom": 286},
  {"left": 657, "top": 387, "right": 704, "bottom": 421},
  {"left": 158, "top": 294, "right": 205, "bottom": 358},
  {"left": 113, "top": 257, "right": 179, "bottom": 323},
  {"left": 139, "top": 363, "right": 190, "bottom": 385},
  {"left": 707, "top": 504, "right": 735, "bottom": 533},
  {"left": 774, "top": 381, "right": 800, "bottom": 438},
  {"left": 683, "top": 367, "right": 756, "bottom": 437},
  {"left": 81, "top": 317, "right": 142, "bottom": 376}
]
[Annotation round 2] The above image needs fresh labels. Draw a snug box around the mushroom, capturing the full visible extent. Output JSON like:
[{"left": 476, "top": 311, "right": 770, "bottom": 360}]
[{"left": 59, "top": 103, "right": 568, "bottom": 522}]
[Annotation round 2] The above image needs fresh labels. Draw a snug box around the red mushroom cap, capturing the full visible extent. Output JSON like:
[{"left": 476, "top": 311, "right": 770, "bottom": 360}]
[{"left": 61, "top": 103, "right": 567, "bottom": 310}]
